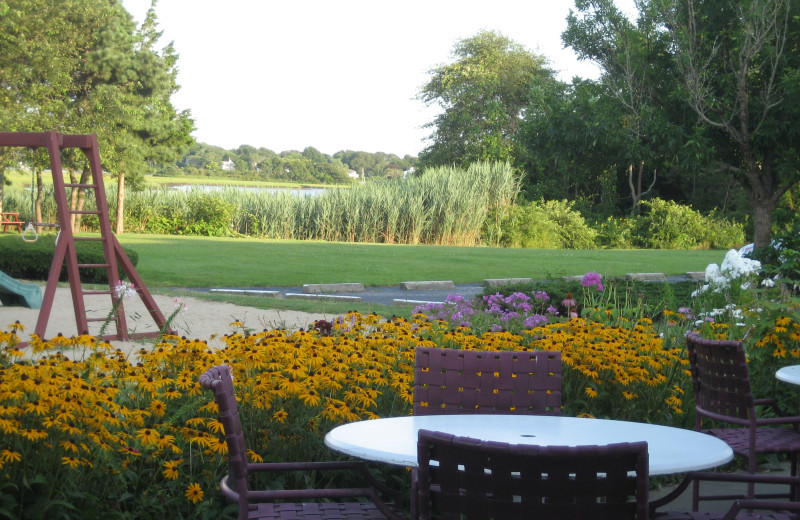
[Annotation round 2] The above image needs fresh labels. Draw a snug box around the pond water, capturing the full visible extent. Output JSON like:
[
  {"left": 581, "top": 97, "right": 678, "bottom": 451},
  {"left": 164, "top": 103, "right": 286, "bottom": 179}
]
[{"left": 168, "top": 185, "right": 325, "bottom": 197}]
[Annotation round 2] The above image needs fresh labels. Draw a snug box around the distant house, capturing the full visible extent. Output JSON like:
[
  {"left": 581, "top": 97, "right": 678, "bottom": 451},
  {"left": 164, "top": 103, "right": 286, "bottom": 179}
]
[
  {"left": 221, "top": 159, "right": 235, "bottom": 171},
  {"left": 348, "top": 170, "right": 359, "bottom": 179}
]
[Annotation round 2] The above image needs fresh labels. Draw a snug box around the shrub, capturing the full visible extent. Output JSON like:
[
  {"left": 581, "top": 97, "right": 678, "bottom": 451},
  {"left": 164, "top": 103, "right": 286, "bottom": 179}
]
[
  {"left": 632, "top": 198, "right": 745, "bottom": 250},
  {"left": 594, "top": 216, "right": 636, "bottom": 249},
  {"left": 498, "top": 203, "right": 563, "bottom": 248},
  {"left": 0, "top": 235, "right": 138, "bottom": 283},
  {"left": 499, "top": 199, "right": 597, "bottom": 249}
]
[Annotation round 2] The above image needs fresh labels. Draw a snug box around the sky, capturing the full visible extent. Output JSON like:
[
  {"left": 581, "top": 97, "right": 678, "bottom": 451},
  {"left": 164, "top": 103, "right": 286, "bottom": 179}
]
[{"left": 121, "top": 0, "right": 636, "bottom": 157}]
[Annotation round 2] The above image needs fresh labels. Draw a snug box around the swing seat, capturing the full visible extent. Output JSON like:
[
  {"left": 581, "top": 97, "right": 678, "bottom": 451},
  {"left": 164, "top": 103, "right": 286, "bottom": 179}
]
[{"left": 0, "top": 270, "right": 42, "bottom": 309}]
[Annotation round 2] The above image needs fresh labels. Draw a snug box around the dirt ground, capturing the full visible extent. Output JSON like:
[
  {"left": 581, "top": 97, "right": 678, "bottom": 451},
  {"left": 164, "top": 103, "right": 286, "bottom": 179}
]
[{"left": 0, "top": 284, "right": 329, "bottom": 359}]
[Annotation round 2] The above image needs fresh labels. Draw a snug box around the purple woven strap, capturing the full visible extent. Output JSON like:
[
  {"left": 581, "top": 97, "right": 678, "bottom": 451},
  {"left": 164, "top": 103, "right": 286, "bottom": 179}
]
[
  {"left": 686, "top": 333, "right": 754, "bottom": 420},
  {"left": 704, "top": 427, "right": 800, "bottom": 455},
  {"left": 417, "top": 429, "right": 648, "bottom": 520},
  {"left": 413, "top": 347, "right": 562, "bottom": 416}
]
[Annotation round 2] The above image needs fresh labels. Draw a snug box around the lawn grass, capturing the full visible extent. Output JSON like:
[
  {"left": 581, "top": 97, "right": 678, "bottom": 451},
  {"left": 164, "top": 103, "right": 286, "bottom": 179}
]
[{"left": 117, "top": 233, "right": 724, "bottom": 287}]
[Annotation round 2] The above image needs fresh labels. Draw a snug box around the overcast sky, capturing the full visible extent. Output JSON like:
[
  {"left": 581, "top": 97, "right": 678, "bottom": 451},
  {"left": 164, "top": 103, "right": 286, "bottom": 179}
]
[{"left": 121, "top": 0, "right": 636, "bottom": 157}]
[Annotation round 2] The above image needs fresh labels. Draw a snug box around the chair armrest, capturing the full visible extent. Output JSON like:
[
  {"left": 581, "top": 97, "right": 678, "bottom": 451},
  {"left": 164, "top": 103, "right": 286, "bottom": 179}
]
[
  {"left": 721, "top": 499, "right": 800, "bottom": 520},
  {"left": 245, "top": 460, "right": 404, "bottom": 505},
  {"left": 686, "top": 471, "right": 800, "bottom": 487},
  {"left": 754, "top": 415, "right": 800, "bottom": 426}
]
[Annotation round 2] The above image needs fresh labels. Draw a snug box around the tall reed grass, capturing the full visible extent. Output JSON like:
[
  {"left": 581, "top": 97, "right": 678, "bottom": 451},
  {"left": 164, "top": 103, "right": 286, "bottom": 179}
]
[{"left": 3, "top": 162, "right": 520, "bottom": 246}]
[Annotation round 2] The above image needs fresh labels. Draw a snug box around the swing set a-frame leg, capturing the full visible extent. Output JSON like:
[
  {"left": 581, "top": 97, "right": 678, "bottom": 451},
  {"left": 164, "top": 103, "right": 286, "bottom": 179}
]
[{"left": 0, "top": 131, "right": 172, "bottom": 345}]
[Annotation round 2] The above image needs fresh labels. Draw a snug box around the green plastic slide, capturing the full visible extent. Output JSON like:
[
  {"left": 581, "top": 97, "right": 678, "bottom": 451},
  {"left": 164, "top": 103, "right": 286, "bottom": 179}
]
[{"left": 0, "top": 270, "right": 42, "bottom": 309}]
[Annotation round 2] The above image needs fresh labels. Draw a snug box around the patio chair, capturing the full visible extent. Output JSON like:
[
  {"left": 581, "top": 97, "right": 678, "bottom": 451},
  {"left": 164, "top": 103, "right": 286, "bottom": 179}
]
[
  {"left": 416, "top": 429, "right": 649, "bottom": 520},
  {"left": 198, "top": 365, "right": 406, "bottom": 520},
  {"left": 413, "top": 346, "right": 562, "bottom": 416},
  {"left": 655, "top": 471, "right": 800, "bottom": 519},
  {"left": 686, "top": 332, "right": 800, "bottom": 509}
]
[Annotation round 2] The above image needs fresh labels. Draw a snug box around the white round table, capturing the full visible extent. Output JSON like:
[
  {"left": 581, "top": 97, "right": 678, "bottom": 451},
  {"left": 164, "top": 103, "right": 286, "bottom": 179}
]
[
  {"left": 325, "top": 414, "right": 733, "bottom": 476},
  {"left": 776, "top": 365, "right": 800, "bottom": 385}
]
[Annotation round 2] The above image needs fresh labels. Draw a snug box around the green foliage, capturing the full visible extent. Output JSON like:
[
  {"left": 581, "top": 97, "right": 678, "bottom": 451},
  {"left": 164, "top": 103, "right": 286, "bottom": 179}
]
[
  {"left": 499, "top": 199, "right": 597, "bottom": 249},
  {"left": 484, "top": 278, "right": 699, "bottom": 321},
  {"left": 0, "top": 235, "right": 138, "bottom": 283},
  {"left": 122, "top": 162, "right": 519, "bottom": 245},
  {"left": 595, "top": 216, "right": 636, "bottom": 249},
  {"left": 632, "top": 199, "right": 745, "bottom": 250},
  {"left": 418, "top": 30, "right": 552, "bottom": 167}
]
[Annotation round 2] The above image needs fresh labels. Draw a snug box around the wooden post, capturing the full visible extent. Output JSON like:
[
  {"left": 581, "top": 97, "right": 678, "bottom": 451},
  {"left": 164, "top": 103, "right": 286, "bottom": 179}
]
[{"left": 115, "top": 171, "right": 124, "bottom": 234}]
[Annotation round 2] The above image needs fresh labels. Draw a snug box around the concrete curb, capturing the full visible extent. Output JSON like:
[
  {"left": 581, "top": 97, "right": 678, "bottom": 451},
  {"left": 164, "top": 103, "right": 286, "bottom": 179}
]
[
  {"left": 302, "top": 283, "right": 364, "bottom": 294},
  {"left": 209, "top": 289, "right": 282, "bottom": 298},
  {"left": 484, "top": 278, "right": 533, "bottom": 287},
  {"left": 626, "top": 273, "right": 668, "bottom": 282},
  {"left": 400, "top": 281, "right": 455, "bottom": 291},
  {"left": 286, "top": 293, "right": 363, "bottom": 302},
  {"left": 393, "top": 299, "right": 441, "bottom": 307}
]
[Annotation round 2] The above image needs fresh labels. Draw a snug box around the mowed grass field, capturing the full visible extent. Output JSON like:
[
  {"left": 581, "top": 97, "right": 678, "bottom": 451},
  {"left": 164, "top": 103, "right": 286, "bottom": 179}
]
[{"left": 117, "top": 233, "right": 725, "bottom": 288}]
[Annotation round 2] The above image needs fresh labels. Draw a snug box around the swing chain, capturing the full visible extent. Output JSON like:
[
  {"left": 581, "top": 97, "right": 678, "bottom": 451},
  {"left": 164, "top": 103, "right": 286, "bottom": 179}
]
[{"left": 21, "top": 222, "right": 61, "bottom": 243}]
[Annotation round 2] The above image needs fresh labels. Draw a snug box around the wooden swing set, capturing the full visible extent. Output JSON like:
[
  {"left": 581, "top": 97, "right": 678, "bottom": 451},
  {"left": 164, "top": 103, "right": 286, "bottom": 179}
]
[{"left": 0, "top": 131, "right": 171, "bottom": 344}]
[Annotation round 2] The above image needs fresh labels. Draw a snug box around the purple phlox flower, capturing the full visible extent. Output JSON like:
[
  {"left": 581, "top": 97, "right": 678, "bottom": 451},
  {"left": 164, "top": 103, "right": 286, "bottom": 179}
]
[
  {"left": 581, "top": 272, "right": 604, "bottom": 291},
  {"left": 523, "top": 314, "right": 549, "bottom": 328},
  {"left": 546, "top": 305, "right": 559, "bottom": 315},
  {"left": 507, "top": 292, "right": 531, "bottom": 303},
  {"left": 533, "top": 291, "right": 550, "bottom": 301},
  {"left": 490, "top": 324, "right": 504, "bottom": 332}
]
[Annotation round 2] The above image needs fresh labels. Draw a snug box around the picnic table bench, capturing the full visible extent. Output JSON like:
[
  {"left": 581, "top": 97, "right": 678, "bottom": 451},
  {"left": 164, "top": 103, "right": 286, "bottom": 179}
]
[{"left": 1, "top": 212, "right": 23, "bottom": 234}]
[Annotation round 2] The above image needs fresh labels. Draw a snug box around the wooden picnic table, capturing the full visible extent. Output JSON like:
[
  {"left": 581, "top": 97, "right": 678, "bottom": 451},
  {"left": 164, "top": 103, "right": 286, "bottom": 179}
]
[{"left": 1, "top": 212, "right": 24, "bottom": 234}]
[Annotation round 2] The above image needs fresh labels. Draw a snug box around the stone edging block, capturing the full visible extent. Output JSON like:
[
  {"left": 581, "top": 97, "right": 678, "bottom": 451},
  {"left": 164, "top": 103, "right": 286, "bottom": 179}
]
[
  {"left": 400, "top": 281, "right": 456, "bottom": 291},
  {"left": 483, "top": 278, "right": 533, "bottom": 287},
  {"left": 209, "top": 289, "right": 282, "bottom": 298},
  {"left": 302, "top": 283, "right": 364, "bottom": 294},
  {"left": 286, "top": 293, "right": 363, "bottom": 302},
  {"left": 393, "top": 299, "right": 443, "bottom": 307},
  {"left": 626, "top": 273, "right": 667, "bottom": 282}
]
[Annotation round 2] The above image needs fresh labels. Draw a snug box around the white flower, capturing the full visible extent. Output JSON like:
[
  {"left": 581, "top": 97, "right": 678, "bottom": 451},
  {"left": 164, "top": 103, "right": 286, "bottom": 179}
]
[
  {"left": 720, "top": 249, "right": 761, "bottom": 279},
  {"left": 113, "top": 281, "right": 137, "bottom": 299},
  {"left": 761, "top": 278, "right": 776, "bottom": 288}
]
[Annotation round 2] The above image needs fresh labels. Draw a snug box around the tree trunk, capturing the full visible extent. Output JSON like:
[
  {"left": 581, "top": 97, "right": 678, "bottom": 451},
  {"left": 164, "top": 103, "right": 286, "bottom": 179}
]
[
  {"left": 68, "top": 167, "right": 79, "bottom": 231},
  {"left": 72, "top": 165, "right": 91, "bottom": 233},
  {"left": 751, "top": 194, "right": 778, "bottom": 249},
  {"left": 0, "top": 169, "right": 4, "bottom": 213},
  {"left": 34, "top": 169, "right": 43, "bottom": 233},
  {"left": 628, "top": 161, "right": 657, "bottom": 215},
  {"left": 115, "top": 171, "right": 125, "bottom": 234}
]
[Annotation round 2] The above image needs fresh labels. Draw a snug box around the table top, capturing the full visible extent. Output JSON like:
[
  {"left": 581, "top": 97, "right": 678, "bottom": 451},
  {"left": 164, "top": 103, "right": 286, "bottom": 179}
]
[
  {"left": 325, "top": 415, "right": 733, "bottom": 476},
  {"left": 776, "top": 365, "right": 800, "bottom": 385}
]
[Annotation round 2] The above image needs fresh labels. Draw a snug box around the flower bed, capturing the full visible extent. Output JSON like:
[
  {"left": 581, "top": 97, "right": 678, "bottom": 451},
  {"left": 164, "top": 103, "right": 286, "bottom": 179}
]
[
  {"left": 0, "top": 310, "right": 695, "bottom": 519},
  {"left": 1, "top": 254, "right": 799, "bottom": 518}
]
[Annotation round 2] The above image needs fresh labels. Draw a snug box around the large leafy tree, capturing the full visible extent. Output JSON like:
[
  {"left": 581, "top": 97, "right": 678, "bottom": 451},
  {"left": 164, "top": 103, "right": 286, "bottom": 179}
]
[
  {"left": 557, "top": 0, "right": 696, "bottom": 216},
  {"left": 0, "top": 0, "right": 193, "bottom": 226},
  {"left": 657, "top": 0, "right": 800, "bottom": 247},
  {"left": 418, "top": 30, "right": 552, "bottom": 168},
  {"left": 563, "top": 0, "right": 800, "bottom": 246}
]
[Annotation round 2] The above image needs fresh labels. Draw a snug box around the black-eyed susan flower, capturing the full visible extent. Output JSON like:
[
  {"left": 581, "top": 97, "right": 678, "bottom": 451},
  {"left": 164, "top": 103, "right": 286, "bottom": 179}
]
[
  {"left": 136, "top": 428, "right": 159, "bottom": 447},
  {"left": 185, "top": 483, "right": 204, "bottom": 504},
  {"left": 162, "top": 459, "right": 182, "bottom": 480}
]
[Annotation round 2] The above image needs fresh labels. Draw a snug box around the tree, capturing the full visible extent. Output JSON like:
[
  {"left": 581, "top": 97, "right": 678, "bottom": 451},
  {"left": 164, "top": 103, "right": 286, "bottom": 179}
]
[
  {"left": 561, "top": 0, "right": 693, "bottom": 215},
  {"left": 564, "top": 0, "right": 800, "bottom": 246},
  {"left": 418, "top": 30, "right": 552, "bottom": 167},
  {"left": 517, "top": 78, "right": 627, "bottom": 216},
  {"left": 0, "top": 0, "right": 194, "bottom": 231},
  {"left": 656, "top": 0, "right": 800, "bottom": 247}
]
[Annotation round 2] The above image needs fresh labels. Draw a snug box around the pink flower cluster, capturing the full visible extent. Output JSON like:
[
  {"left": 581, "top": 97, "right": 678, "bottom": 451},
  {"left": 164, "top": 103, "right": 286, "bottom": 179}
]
[{"left": 581, "top": 272, "right": 604, "bottom": 291}]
